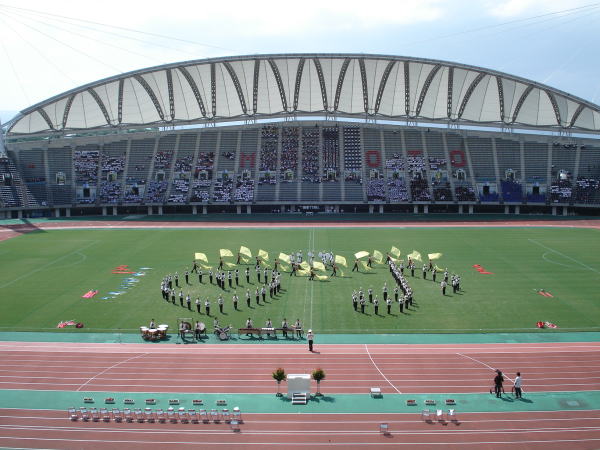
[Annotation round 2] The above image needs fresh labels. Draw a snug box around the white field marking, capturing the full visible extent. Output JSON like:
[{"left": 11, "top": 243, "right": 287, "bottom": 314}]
[
  {"left": 1, "top": 434, "right": 600, "bottom": 447},
  {"left": 364, "top": 344, "right": 402, "bottom": 394},
  {"left": 457, "top": 353, "right": 514, "bottom": 383},
  {"left": 75, "top": 352, "right": 147, "bottom": 392},
  {"left": 0, "top": 240, "right": 98, "bottom": 289},
  {"left": 542, "top": 252, "right": 575, "bottom": 269},
  {"left": 529, "top": 238, "right": 600, "bottom": 275},
  {"left": 3, "top": 423, "right": 600, "bottom": 435}
]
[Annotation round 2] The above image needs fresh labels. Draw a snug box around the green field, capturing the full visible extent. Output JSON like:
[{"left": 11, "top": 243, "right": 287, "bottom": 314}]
[{"left": 1, "top": 225, "right": 599, "bottom": 333}]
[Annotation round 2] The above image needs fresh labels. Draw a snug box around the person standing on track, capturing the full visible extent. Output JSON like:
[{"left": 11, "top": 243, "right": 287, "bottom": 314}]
[
  {"left": 514, "top": 372, "right": 523, "bottom": 399},
  {"left": 307, "top": 329, "right": 315, "bottom": 352},
  {"left": 493, "top": 369, "right": 504, "bottom": 398}
]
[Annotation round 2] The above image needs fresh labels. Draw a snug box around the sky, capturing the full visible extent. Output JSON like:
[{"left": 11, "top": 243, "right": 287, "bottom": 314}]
[{"left": 1, "top": 0, "right": 600, "bottom": 124}]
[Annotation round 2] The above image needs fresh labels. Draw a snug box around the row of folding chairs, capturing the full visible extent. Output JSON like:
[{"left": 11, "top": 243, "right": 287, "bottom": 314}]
[
  {"left": 421, "top": 408, "right": 457, "bottom": 422},
  {"left": 69, "top": 406, "right": 242, "bottom": 424}
]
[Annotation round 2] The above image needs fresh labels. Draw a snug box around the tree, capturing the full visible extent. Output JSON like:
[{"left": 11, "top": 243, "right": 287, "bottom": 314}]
[
  {"left": 312, "top": 368, "right": 326, "bottom": 396},
  {"left": 272, "top": 367, "right": 286, "bottom": 397}
]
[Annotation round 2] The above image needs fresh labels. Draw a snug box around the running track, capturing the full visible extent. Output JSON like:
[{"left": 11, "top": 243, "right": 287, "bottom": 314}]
[
  {"left": 1, "top": 341, "right": 599, "bottom": 394},
  {"left": 1, "top": 341, "right": 600, "bottom": 448}
]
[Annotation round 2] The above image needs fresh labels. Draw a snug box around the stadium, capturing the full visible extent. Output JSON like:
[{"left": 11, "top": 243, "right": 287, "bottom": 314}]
[{"left": 1, "top": 53, "right": 600, "bottom": 448}]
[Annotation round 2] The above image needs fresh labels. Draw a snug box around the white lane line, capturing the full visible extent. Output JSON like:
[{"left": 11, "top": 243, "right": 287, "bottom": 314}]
[
  {"left": 458, "top": 353, "right": 514, "bottom": 383},
  {"left": 310, "top": 228, "right": 315, "bottom": 329},
  {"left": 529, "top": 238, "right": 600, "bottom": 274},
  {"left": 75, "top": 353, "right": 147, "bottom": 392},
  {"left": 364, "top": 344, "right": 402, "bottom": 394},
  {"left": 0, "top": 240, "right": 98, "bottom": 289}
]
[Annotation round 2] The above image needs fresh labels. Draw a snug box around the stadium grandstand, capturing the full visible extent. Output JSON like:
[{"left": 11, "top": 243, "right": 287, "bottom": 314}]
[{"left": 1, "top": 53, "right": 600, "bottom": 218}]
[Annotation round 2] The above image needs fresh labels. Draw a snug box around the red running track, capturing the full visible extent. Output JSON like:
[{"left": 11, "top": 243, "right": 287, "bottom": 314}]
[
  {"left": 1, "top": 341, "right": 600, "bottom": 394},
  {"left": 1, "top": 409, "right": 600, "bottom": 449}
]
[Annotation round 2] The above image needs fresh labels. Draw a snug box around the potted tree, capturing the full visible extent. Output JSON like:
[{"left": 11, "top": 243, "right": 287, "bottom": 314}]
[
  {"left": 272, "top": 367, "right": 286, "bottom": 397},
  {"left": 312, "top": 368, "right": 326, "bottom": 397}
]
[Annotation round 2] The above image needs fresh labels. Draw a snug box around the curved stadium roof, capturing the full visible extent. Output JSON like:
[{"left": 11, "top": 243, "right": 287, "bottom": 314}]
[{"left": 6, "top": 53, "right": 600, "bottom": 135}]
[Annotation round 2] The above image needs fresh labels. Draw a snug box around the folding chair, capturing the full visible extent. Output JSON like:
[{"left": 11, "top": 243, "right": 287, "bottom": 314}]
[
  {"left": 167, "top": 407, "right": 177, "bottom": 423},
  {"left": 155, "top": 408, "right": 166, "bottom": 423},
  {"left": 123, "top": 408, "right": 133, "bottom": 422},
  {"left": 100, "top": 407, "right": 111, "bottom": 422},
  {"left": 178, "top": 407, "right": 189, "bottom": 423},
  {"left": 79, "top": 407, "right": 91, "bottom": 421},
  {"left": 230, "top": 419, "right": 241, "bottom": 432},
  {"left": 68, "top": 407, "right": 78, "bottom": 421},
  {"left": 112, "top": 408, "right": 123, "bottom": 422},
  {"left": 90, "top": 407, "right": 100, "bottom": 422},
  {"left": 221, "top": 408, "right": 231, "bottom": 423},
  {"left": 233, "top": 406, "right": 242, "bottom": 422},
  {"left": 210, "top": 408, "right": 220, "bottom": 422},
  {"left": 134, "top": 408, "right": 145, "bottom": 423},
  {"left": 145, "top": 407, "right": 155, "bottom": 423},
  {"left": 436, "top": 409, "right": 444, "bottom": 422},
  {"left": 188, "top": 409, "right": 199, "bottom": 424},
  {"left": 447, "top": 409, "right": 457, "bottom": 422},
  {"left": 199, "top": 409, "right": 209, "bottom": 423},
  {"left": 420, "top": 409, "right": 431, "bottom": 422},
  {"left": 379, "top": 423, "right": 389, "bottom": 435}
]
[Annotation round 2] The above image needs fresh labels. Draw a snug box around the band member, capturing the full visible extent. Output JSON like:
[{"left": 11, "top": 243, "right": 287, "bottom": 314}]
[
  {"left": 282, "top": 318, "right": 289, "bottom": 338},
  {"left": 352, "top": 259, "right": 359, "bottom": 272},
  {"left": 245, "top": 267, "right": 250, "bottom": 284}
]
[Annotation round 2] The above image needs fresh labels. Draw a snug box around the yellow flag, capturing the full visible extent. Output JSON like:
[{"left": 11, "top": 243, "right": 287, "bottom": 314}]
[
  {"left": 313, "top": 261, "right": 326, "bottom": 271},
  {"left": 220, "top": 249, "right": 233, "bottom": 258},
  {"left": 239, "top": 246, "right": 252, "bottom": 258},
  {"left": 297, "top": 268, "right": 310, "bottom": 276},
  {"left": 360, "top": 261, "right": 373, "bottom": 272},
  {"left": 224, "top": 261, "right": 236, "bottom": 269},
  {"left": 278, "top": 252, "right": 291, "bottom": 263},
  {"left": 390, "top": 246, "right": 401, "bottom": 257},
  {"left": 407, "top": 250, "right": 422, "bottom": 262},
  {"left": 315, "top": 274, "right": 328, "bottom": 281},
  {"left": 194, "top": 252, "right": 208, "bottom": 263},
  {"left": 258, "top": 249, "right": 269, "bottom": 261},
  {"left": 200, "top": 263, "right": 212, "bottom": 269},
  {"left": 279, "top": 262, "right": 291, "bottom": 271},
  {"left": 434, "top": 264, "right": 444, "bottom": 272},
  {"left": 241, "top": 256, "right": 250, "bottom": 264},
  {"left": 428, "top": 253, "right": 443, "bottom": 260},
  {"left": 355, "top": 251, "right": 369, "bottom": 259},
  {"left": 373, "top": 250, "right": 384, "bottom": 264},
  {"left": 299, "top": 261, "right": 310, "bottom": 270},
  {"left": 335, "top": 255, "right": 347, "bottom": 267}
]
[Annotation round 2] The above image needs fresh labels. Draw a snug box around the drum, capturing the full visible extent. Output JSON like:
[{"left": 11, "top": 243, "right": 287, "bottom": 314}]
[
  {"left": 148, "top": 329, "right": 158, "bottom": 340},
  {"left": 140, "top": 326, "right": 149, "bottom": 339},
  {"left": 157, "top": 325, "right": 168, "bottom": 339},
  {"left": 219, "top": 331, "right": 229, "bottom": 341}
]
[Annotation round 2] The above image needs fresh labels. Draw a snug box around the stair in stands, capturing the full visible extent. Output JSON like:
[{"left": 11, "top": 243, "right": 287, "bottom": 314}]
[{"left": 291, "top": 393, "right": 308, "bottom": 405}]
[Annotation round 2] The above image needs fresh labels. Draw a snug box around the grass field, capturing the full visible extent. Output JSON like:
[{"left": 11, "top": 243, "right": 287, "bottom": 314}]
[{"left": 1, "top": 224, "right": 599, "bottom": 334}]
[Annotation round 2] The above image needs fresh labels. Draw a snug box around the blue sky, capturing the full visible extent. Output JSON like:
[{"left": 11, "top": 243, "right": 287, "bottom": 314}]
[{"left": 1, "top": 0, "right": 599, "bottom": 124}]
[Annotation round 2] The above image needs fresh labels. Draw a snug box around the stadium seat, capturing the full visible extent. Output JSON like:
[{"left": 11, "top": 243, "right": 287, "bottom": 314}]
[
  {"left": 379, "top": 423, "right": 389, "bottom": 435},
  {"left": 155, "top": 408, "right": 165, "bottom": 423},
  {"left": 421, "top": 409, "right": 431, "bottom": 421}
]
